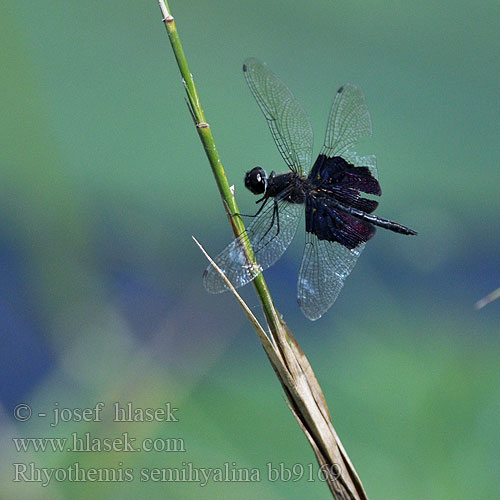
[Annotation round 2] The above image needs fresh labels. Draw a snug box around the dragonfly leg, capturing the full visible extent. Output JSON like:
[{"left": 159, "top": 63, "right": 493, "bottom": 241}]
[{"left": 231, "top": 196, "right": 271, "bottom": 218}]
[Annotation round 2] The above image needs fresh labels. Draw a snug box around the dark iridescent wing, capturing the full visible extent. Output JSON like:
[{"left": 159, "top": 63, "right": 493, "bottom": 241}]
[
  {"left": 298, "top": 84, "right": 377, "bottom": 320},
  {"left": 298, "top": 235, "right": 365, "bottom": 321},
  {"left": 342, "top": 151, "right": 378, "bottom": 182},
  {"left": 243, "top": 58, "right": 313, "bottom": 174},
  {"left": 308, "top": 154, "right": 381, "bottom": 212},
  {"left": 305, "top": 195, "right": 376, "bottom": 250},
  {"left": 203, "top": 196, "right": 303, "bottom": 293},
  {"left": 322, "top": 83, "right": 372, "bottom": 158}
]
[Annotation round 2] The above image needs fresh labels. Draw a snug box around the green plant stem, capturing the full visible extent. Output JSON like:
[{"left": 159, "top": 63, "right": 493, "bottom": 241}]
[
  {"left": 159, "top": 0, "right": 280, "bottom": 333},
  {"left": 157, "top": 3, "right": 368, "bottom": 498}
]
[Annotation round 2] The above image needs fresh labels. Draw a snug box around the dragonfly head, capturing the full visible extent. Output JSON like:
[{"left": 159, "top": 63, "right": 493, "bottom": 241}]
[{"left": 245, "top": 167, "right": 268, "bottom": 195}]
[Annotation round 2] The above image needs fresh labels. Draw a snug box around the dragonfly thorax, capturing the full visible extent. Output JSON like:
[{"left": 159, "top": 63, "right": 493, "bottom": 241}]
[{"left": 266, "top": 172, "right": 308, "bottom": 203}]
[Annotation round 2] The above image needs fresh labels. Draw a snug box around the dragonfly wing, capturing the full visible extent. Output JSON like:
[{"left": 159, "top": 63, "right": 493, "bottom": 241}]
[
  {"left": 297, "top": 232, "right": 365, "bottom": 320},
  {"left": 243, "top": 58, "right": 313, "bottom": 174},
  {"left": 322, "top": 83, "right": 372, "bottom": 158},
  {"left": 203, "top": 198, "right": 304, "bottom": 293},
  {"left": 342, "top": 152, "right": 378, "bottom": 180}
]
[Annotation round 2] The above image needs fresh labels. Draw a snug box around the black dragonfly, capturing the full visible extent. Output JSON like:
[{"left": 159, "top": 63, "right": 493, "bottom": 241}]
[{"left": 203, "top": 58, "right": 417, "bottom": 320}]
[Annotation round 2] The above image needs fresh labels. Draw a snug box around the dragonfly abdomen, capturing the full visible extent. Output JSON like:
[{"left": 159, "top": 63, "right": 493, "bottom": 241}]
[{"left": 341, "top": 203, "right": 417, "bottom": 235}]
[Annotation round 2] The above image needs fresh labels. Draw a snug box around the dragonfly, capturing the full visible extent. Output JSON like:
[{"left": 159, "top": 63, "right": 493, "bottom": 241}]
[{"left": 203, "top": 58, "right": 417, "bottom": 320}]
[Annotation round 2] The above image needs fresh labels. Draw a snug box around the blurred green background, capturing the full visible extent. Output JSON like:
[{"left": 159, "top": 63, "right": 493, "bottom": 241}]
[{"left": 1, "top": 0, "right": 499, "bottom": 498}]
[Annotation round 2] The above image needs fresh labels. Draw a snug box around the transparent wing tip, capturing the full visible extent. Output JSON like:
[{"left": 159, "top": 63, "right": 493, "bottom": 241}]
[
  {"left": 297, "top": 299, "right": 327, "bottom": 321},
  {"left": 202, "top": 267, "right": 229, "bottom": 295},
  {"left": 243, "top": 57, "right": 263, "bottom": 72}
]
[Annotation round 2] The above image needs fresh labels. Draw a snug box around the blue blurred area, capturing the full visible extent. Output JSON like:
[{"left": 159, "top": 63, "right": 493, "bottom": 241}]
[
  {"left": 0, "top": 233, "right": 55, "bottom": 408},
  {"left": 1, "top": 0, "right": 499, "bottom": 499}
]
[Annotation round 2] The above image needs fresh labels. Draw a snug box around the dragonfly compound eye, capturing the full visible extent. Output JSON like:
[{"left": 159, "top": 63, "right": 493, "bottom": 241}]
[{"left": 245, "top": 167, "right": 268, "bottom": 195}]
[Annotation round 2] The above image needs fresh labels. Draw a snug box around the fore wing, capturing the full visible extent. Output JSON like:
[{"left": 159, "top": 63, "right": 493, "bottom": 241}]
[
  {"left": 243, "top": 58, "right": 313, "bottom": 174},
  {"left": 203, "top": 198, "right": 303, "bottom": 293}
]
